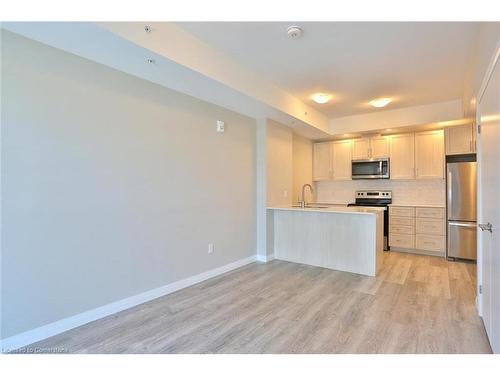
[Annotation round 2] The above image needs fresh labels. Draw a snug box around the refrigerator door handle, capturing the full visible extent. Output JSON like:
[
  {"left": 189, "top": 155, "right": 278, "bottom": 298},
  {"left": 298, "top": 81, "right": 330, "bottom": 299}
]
[
  {"left": 447, "top": 171, "right": 452, "bottom": 213},
  {"left": 449, "top": 221, "right": 477, "bottom": 228}
]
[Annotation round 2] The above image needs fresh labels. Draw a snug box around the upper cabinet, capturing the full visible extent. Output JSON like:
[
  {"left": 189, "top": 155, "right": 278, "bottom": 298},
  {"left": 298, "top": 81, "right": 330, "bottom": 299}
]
[
  {"left": 313, "top": 129, "right": 445, "bottom": 182},
  {"left": 313, "top": 142, "right": 333, "bottom": 181},
  {"left": 331, "top": 140, "right": 352, "bottom": 180},
  {"left": 370, "top": 136, "right": 390, "bottom": 159},
  {"left": 415, "top": 130, "right": 444, "bottom": 179},
  {"left": 445, "top": 124, "right": 476, "bottom": 155},
  {"left": 313, "top": 140, "right": 352, "bottom": 181},
  {"left": 352, "top": 138, "right": 370, "bottom": 160},
  {"left": 352, "top": 136, "right": 389, "bottom": 160},
  {"left": 389, "top": 133, "right": 415, "bottom": 180}
]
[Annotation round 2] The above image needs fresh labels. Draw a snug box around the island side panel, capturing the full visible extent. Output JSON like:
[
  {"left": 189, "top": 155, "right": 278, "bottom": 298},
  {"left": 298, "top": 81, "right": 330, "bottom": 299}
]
[
  {"left": 273, "top": 210, "right": 377, "bottom": 276},
  {"left": 375, "top": 211, "right": 384, "bottom": 274}
]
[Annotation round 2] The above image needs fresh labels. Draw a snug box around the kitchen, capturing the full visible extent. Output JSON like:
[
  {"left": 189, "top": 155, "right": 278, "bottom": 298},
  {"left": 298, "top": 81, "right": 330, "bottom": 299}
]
[
  {"left": 2, "top": 20, "right": 498, "bottom": 356},
  {"left": 267, "top": 121, "right": 478, "bottom": 277}
]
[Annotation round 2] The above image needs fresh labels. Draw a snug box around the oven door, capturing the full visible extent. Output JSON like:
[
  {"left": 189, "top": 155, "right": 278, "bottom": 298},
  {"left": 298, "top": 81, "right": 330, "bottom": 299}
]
[{"left": 352, "top": 158, "right": 389, "bottom": 179}]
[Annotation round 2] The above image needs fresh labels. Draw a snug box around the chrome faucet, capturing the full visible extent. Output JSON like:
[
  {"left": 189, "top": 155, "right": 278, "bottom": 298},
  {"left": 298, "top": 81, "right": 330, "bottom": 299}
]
[{"left": 300, "top": 184, "right": 314, "bottom": 208}]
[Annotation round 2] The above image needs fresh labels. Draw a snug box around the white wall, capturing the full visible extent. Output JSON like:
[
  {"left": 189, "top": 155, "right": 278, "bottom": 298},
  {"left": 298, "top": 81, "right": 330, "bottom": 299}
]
[
  {"left": 266, "top": 120, "right": 293, "bottom": 206},
  {"left": 292, "top": 134, "right": 313, "bottom": 203},
  {"left": 316, "top": 179, "right": 445, "bottom": 206},
  {"left": 1, "top": 31, "right": 256, "bottom": 339},
  {"left": 329, "top": 100, "right": 463, "bottom": 135},
  {"left": 462, "top": 23, "right": 500, "bottom": 117},
  {"left": 265, "top": 121, "right": 314, "bottom": 206}
]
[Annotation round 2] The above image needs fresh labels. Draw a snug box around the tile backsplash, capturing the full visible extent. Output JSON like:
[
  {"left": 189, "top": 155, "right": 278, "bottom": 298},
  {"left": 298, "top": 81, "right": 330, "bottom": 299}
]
[{"left": 316, "top": 179, "right": 446, "bottom": 206}]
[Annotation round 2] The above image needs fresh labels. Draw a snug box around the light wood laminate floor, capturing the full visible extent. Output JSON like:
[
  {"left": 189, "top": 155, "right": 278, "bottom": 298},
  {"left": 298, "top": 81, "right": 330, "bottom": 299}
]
[{"left": 24, "top": 252, "right": 491, "bottom": 353}]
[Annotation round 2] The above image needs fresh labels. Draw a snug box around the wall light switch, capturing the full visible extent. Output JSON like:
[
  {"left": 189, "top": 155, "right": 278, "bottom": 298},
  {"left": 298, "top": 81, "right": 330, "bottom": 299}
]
[
  {"left": 216, "top": 120, "right": 225, "bottom": 133},
  {"left": 208, "top": 243, "right": 214, "bottom": 254},
  {"left": 283, "top": 190, "right": 288, "bottom": 198}
]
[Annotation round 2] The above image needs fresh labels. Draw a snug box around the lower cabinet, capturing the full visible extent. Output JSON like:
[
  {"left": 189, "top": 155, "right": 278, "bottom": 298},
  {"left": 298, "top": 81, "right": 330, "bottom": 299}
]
[
  {"left": 389, "top": 206, "right": 445, "bottom": 256},
  {"left": 389, "top": 233, "right": 415, "bottom": 249},
  {"left": 415, "top": 234, "right": 445, "bottom": 252}
]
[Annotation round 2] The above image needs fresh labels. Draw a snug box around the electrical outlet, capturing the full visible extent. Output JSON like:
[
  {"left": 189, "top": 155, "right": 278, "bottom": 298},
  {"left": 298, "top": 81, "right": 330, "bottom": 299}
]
[{"left": 208, "top": 243, "right": 214, "bottom": 254}]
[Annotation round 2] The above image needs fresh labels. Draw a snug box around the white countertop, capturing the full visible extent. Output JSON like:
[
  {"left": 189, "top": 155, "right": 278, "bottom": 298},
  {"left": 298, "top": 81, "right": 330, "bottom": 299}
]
[
  {"left": 315, "top": 202, "right": 349, "bottom": 206},
  {"left": 388, "top": 203, "right": 445, "bottom": 208},
  {"left": 267, "top": 205, "right": 385, "bottom": 215}
]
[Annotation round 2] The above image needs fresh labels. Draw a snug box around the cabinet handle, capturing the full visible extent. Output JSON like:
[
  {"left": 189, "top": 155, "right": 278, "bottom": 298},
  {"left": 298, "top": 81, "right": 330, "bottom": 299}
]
[{"left": 470, "top": 140, "right": 472, "bottom": 152}]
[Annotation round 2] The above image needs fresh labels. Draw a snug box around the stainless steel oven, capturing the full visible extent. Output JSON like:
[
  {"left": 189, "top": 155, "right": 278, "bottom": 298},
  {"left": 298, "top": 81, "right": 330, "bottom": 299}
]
[{"left": 352, "top": 158, "right": 389, "bottom": 179}]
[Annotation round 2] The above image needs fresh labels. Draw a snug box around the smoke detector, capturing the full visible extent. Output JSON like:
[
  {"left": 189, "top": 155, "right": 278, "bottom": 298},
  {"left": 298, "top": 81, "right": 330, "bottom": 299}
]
[{"left": 286, "top": 26, "right": 303, "bottom": 39}]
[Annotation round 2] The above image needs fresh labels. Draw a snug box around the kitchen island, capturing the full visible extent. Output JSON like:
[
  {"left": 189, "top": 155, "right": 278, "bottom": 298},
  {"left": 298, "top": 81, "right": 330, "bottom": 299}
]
[{"left": 267, "top": 206, "right": 384, "bottom": 276}]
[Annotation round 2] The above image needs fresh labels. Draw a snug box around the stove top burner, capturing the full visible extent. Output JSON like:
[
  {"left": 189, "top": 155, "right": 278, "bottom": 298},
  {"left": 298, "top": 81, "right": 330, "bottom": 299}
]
[{"left": 350, "top": 190, "right": 392, "bottom": 206}]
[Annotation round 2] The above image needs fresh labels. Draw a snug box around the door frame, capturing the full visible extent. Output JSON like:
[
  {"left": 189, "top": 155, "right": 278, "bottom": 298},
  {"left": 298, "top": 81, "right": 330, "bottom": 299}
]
[{"left": 476, "top": 40, "right": 500, "bottom": 317}]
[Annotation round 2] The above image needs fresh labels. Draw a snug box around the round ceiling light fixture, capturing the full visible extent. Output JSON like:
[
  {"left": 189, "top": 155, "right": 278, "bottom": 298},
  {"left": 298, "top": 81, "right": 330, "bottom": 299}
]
[
  {"left": 287, "top": 26, "right": 303, "bottom": 39},
  {"left": 369, "top": 98, "right": 392, "bottom": 108},
  {"left": 311, "top": 93, "right": 333, "bottom": 104}
]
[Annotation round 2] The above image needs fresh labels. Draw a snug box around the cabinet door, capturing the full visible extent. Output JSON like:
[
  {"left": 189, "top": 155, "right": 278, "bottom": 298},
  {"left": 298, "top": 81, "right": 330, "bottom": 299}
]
[
  {"left": 332, "top": 140, "right": 352, "bottom": 180},
  {"left": 313, "top": 142, "right": 333, "bottom": 181},
  {"left": 352, "top": 138, "right": 370, "bottom": 160},
  {"left": 370, "top": 136, "right": 390, "bottom": 158},
  {"left": 415, "top": 130, "right": 444, "bottom": 179},
  {"left": 445, "top": 124, "right": 474, "bottom": 155},
  {"left": 389, "top": 133, "right": 415, "bottom": 180}
]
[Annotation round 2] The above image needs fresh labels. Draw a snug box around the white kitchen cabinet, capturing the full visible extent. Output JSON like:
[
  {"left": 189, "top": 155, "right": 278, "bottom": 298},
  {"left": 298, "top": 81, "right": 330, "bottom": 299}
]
[
  {"left": 389, "top": 205, "right": 445, "bottom": 256},
  {"left": 415, "top": 130, "right": 444, "bottom": 179},
  {"left": 389, "top": 133, "right": 415, "bottom": 179},
  {"left": 352, "top": 138, "right": 370, "bottom": 160},
  {"left": 370, "top": 136, "right": 390, "bottom": 158},
  {"left": 352, "top": 136, "right": 389, "bottom": 160},
  {"left": 313, "top": 142, "right": 333, "bottom": 181},
  {"left": 445, "top": 124, "right": 476, "bottom": 155},
  {"left": 331, "top": 140, "right": 352, "bottom": 180}
]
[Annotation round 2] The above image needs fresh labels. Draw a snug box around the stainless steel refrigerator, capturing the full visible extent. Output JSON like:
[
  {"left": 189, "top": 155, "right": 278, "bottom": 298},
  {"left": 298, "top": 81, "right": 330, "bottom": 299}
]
[{"left": 447, "top": 161, "right": 477, "bottom": 260}]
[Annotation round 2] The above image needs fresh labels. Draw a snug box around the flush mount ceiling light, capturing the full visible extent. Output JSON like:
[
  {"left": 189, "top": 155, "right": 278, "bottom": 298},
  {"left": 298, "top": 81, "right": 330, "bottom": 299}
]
[
  {"left": 287, "top": 26, "right": 303, "bottom": 39},
  {"left": 370, "top": 98, "right": 392, "bottom": 108},
  {"left": 311, "top": 93, "right": 332, "bottom": 104}
]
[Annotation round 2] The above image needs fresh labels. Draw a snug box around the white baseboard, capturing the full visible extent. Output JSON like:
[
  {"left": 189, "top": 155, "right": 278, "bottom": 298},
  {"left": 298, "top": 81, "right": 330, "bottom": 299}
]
[
  {"left": 0, "top": 255, "right": 257, "bottom": 353},
  {"left": 256, "top": 253, "right": 274, "bottom": 263}
]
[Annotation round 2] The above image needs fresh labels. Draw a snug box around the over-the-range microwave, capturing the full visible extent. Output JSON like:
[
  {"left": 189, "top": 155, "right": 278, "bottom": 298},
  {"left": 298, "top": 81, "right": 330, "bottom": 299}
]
[{"left": 351, "top": 158, "right": 390, "bottom": 179}]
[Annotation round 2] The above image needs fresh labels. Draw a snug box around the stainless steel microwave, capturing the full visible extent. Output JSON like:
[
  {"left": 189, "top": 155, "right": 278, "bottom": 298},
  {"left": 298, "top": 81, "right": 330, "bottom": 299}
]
[{"left": 351, "top": 158, "right": 390, "bottom": 179}]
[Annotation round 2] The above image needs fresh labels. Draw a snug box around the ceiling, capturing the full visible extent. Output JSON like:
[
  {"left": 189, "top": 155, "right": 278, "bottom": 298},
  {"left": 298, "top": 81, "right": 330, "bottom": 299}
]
[{"left": 177, "top": 22, "right": 480, "bottom": 118}]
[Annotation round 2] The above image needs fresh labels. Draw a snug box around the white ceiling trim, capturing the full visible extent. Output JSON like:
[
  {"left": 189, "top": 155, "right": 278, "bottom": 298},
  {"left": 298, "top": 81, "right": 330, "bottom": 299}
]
[{"left": 329, "top": 99, "right": 463, "bottom": 135}]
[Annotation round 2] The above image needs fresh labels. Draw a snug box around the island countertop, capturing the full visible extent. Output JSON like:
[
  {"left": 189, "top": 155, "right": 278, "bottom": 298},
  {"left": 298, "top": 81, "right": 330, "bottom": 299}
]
[{"left": 267, "top": 205, "right": 385, "bottom": 215}]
